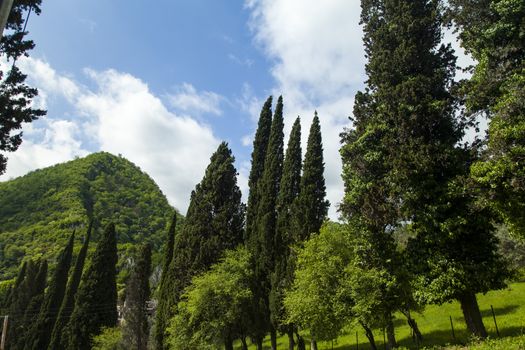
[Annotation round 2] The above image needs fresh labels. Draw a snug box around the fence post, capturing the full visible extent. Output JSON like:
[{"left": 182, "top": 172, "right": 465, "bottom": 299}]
[
  {"left": 491, "top": 305, "right": 500, "bottom": 337},
  {"left": 449, "top": 316, "right": 456, "bottom": 341}
]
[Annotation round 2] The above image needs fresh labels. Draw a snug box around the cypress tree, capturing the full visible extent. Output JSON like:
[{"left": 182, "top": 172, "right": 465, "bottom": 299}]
[
  {"left": 245, "top": 96, "right": 273, "bottom": 243},
  {"left": 165, "top": 142, "right": 244, "bottom": 349},
  {"left": 122, "top": 243, "right": 152, "bottom": 350},
  {"left": 66, "top": 223, "right": 118, "bottom": 350},
  {"left": 48, "top": 222, "right": 92, "bottom": 350},
  {"left": 270, "top": 117, "right": 302, "bottom": 350},
  {"left": 27, "top": 232, "right": 75, "bottom": 350},
  {"left": 154, "top": 214, "right": 177, "bottom": 350},
  {"left": 251, "top": 96, "right": 284, "bottom": 350}
]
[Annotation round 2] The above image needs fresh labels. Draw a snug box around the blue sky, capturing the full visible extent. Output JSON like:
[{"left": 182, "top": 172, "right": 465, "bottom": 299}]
[{"left": 0, "top": 1, "right": 472, "bottom": 219}]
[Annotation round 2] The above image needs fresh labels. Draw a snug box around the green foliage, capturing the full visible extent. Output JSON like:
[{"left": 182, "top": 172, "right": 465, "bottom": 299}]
[
  {"left": 167, "top": 247, "right": 253, "bottom": 350},
  {"left": 0, "top": 152, "right": 174, "bottom": 279},
  {"left": 245, "top": 96, "right": 273, "bottom": 243},
  {"left": 28, "top": 231, "right": 75, "bottom": 350},
  {"left": 284, "top": 222, "right": 354, "bottom": 341},
  {"left": 91, "top": 327, "right": 124, "bottom": 350},
  {"left": 122, "top": 243, "right": 152, "bottom": 350},
  {"left": 66, "top": 223, "right": 118, "bottom": 350},
  {"left": 0, "top": 0, "right": 46, "bottom": 175},
  {"left": 159, "top": 142, "right": 245, "bottom": 350},
  {"left": 48, "top": 223, "right": 92, "bottom": 350}
]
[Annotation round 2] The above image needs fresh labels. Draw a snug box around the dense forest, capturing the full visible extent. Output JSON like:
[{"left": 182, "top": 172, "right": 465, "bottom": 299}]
[{"left": 0, "top": 0, "right": 524, "bottom": 349}]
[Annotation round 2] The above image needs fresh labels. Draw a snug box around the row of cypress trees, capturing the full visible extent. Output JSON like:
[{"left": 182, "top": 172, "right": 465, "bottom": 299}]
[{"left": 154, "top": 96, "right": 329, "bottom": 350}]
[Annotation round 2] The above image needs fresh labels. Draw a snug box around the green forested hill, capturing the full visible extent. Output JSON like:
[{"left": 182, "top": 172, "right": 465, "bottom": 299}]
[{"left": 0, "top": 152, "right": 177, "bottom": 279}]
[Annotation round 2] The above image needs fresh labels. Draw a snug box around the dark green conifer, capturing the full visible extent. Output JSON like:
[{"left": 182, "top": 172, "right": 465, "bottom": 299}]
[
  {"left": 162, "top": 142, "right": 244, "bottom": 350},
  {"left": 27, "top": 232, "right": 75, "bottom": 350},
  {"left": 292, "top": 113, "right": 329, "bottom": 242},
  {"left": 66, "top": 223, "right": 118, "bottom": 350},
  {"left": 245, "top": 96, "right": 273, "bottom": 243},
  {"left": 122, "top": 243, "right": 152, "bottom": 350},
  {"left": 270, "top": 117, "right": 302, "bottom": 349},
  {"left": 48, "top": 223, "right": 92, "bottom": 350},
  {"left": 251, "top": 96, "right": 284, "bottom": 350},
  {"left": 154, "top": 214, "right": 177, "bottom": 350}
]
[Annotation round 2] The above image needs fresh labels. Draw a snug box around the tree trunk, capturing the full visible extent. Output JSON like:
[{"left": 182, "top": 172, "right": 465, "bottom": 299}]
[
  {"left": 360, "top": 322, "right": 377, "bottom": 350},
  {"left": 271, "top": 327, "right": 277, "bottom": 350},
  {"left": 459, "top": 292, "right": 487, "bottom": 338},
  {"left": 256, "top": 337, "right": 264, "bottom": 350},
  {"left": 386, "top": 317, "right": 397, "bottom": 350},
  {"left": 401, "top": 309, "right": 423, "bottom": 343},
  {"left": 310, "top": 338, "right": 318, "bottom": 350},
  {"left": 225, "top": 335, "right": 234, "bottom": 350},
  {"left": 287, "top": 328, "right": 295, "bottom": 350},
  {"left": 295, "top": 331, "right": 306, "bottom": 350},
  {"left": 241, "top": 336, "right": 248, "bottom": 350}
]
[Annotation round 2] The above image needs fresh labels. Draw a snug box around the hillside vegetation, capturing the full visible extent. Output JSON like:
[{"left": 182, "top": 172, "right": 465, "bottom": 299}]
[{"left": 0, "top": 152, "right": 175, "bottom": 279}]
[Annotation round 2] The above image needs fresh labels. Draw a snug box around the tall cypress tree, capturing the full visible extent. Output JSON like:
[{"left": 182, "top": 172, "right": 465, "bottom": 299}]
[
  {"left": 165, "top": 142, "right": 245, "bottom": 349},
  {"left": 251, "top": 96, "right": 284, "bottom": 350},
  {"left": 245, "top": 96, "right": 273, "bottom": 243},
  {"left": 154, "top": 213, "right": 177, "bottom": 350},
  {"left": 48, "top": 223, "right": 92, "bottom": 350},
  {"left": 66, "top": 223, "right": 118, "bottom": 350},
  {"left": 270, "top": 117, "right": 302, "bottom": 350},
  {"left": 28, "top": 232, "right": 75, "bottom": 350},
  {"left": 122, "top": 243, "right": 152, "bottom": 350}
]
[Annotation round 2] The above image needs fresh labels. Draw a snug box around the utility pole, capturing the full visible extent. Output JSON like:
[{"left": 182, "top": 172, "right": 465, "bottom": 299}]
[
  {"left": 0, "top": 0, "right": 14, "bottom": 38},
  {"left": 0, "top": 315, "right": 8, "bottom": 350}
]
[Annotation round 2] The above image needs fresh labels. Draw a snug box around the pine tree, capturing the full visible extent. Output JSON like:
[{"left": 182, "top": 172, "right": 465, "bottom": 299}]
[
  {"left": 245, "top": 96, "right": 273, "bottom": 243},
  {"left": 0, "top": 0, "right": 46, "bottom": 175},
  {"left": 27, "top": 232, "right": 75, "bottom": 350},
  {"left": 66, "top": 223, "right": 118, "bottom": 350},
  {"left": 251, "top": 96, "right": 284, "bottom": 350},
  {"left": 48, "top": 222, "right": 92, "bottom": 350},
  {"left": 14, "top": 260, "right": 47, "bottom": 350},
  {"left": 270, "top": 117, "right": 302, "bottom": 350},
  {"left": 292, "top": 113, "right": 329, "bottom": 242},
  {"left": 340, "top": 0, "right": 509, "bottom": 340},
  {"left": 164, "top": 142, "right": 245, "bottom": 349},
  {"left": 153, "top": 213, "right": 177, "bottom": 350},
  {"left": 122, "top": 243, "right": 152, "bottom": 350}
]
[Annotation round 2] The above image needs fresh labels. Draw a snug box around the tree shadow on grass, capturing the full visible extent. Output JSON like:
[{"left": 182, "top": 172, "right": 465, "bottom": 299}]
[{"left": 480, "top": 304, "right": 520, "bottom": 318}]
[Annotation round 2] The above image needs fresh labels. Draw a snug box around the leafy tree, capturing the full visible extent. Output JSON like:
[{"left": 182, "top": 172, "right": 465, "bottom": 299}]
[
  {"left": 167, "top": 247, "right": 253, "bottom": 350},
  {"left": 91, "top": 327, "right": 124, "bottom": 350},
  {"left": 0, "top": 0, "right": 46, "bottom": 175},
  {"left": 122, "top": 243, "right": 152, "bottom": 350},
  {"left": 270, "top": 117, "right": 301, "bottom": 350},
  {"left": 66, "top": 223, "right": 118, "bottom": 350},
  {"left": 27, "top": 231, "right": 75, "bottom": 350},
  {"left": 153, "top": 213, "right": 177, "bottom": 349},
  {"left": 48, "top": 222, "right": 92, "bottom": 350},
  {"left": 161, "top": 142, "right": 244, "bottom": 350},
  {"left": 448, "top": 0, "right": 525, "bottom": 238},
  {"left": 250, "top": 96, "right": 284, "bottom": 350},
  {"left": 245, "top": 96, "right": 273, "bottom": 243}
]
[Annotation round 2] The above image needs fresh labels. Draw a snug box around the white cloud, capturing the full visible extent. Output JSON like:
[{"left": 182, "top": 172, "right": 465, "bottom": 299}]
[
  {"left": 246, "top": 0, "right": 364, "bottom": 219},
  {"left": 1, "top": 57, "right": 220, "bottom": 213},
  {"left": 167, "top": 83, "right": 224, "bottom": 116}
]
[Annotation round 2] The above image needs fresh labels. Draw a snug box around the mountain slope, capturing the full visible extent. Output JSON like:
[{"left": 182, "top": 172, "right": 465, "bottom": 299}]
[{"left": 0, "top": 152, "right": 175, "bottom": 279}]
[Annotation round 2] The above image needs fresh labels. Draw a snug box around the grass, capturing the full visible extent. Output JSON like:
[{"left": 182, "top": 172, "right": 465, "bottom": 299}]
[{"left": 238, "top": 282, "right": 525, "bottom": 349}]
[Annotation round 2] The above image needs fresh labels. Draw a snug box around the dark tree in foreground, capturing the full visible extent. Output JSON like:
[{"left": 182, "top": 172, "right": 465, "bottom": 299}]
[
  {"left": 28, "top": 232, "right": 75, "bottom": 350},
  {"left": 154, "top": 213, "right": 177, "bottom": 350},
  {"left": 122, "top": 244, "right": 152, "bottom": 350},
  {"left": 0, "top": 0, "right": 46, "bottom": 175},
  {"left": 251, "top": 96, "right": 284, "bottom": 350},
  {"left": 66, "top": 223, "right": 118, "bottom": 350},
  {"left": 165, "top": 142, "right": 245, "bottom": 348},
  {"left": 270, "top": 116, "right": 301, "bottom": 350},
  {"left": 48, "top": 222, "right": 92, "bottom": 350}
]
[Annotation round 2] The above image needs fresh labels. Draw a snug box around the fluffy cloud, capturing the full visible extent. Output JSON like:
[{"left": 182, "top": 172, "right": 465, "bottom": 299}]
[
  {"left": 1, "top": 57, "right": 220, "bottom": 213},
  {"left": 167, "top": 83, "right": 224, "bottom": 116},
  {"left": 246, "top": 0, "right": 365, "bottom": 219}
]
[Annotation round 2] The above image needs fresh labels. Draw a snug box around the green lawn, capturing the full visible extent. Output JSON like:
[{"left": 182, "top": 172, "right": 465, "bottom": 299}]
[{"left": 239, "top": 282, "right": 525, "bottom": 349}]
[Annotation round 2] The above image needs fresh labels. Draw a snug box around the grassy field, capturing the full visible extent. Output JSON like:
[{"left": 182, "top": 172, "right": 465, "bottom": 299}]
[{"left": 240, "top": 282, "right": 525, "bottom": 350}]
